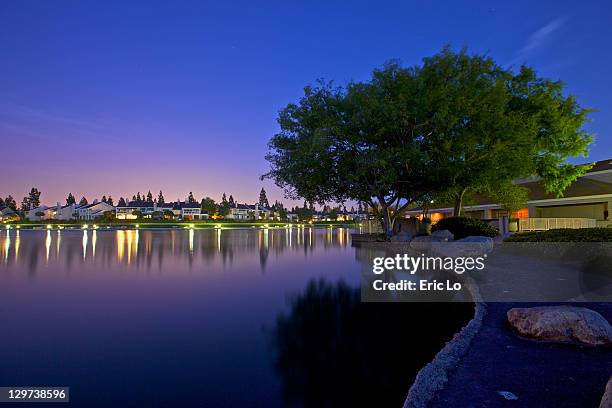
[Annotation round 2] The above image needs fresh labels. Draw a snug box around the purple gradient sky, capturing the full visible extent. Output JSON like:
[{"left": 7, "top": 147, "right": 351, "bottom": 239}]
[{"left": 1, "top": 0, "right": 610, "bottom": 206}]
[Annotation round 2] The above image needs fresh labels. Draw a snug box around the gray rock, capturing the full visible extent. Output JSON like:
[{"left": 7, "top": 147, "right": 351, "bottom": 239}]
[
  {"left": 431, "top": 229, "right": 454, "bottom": 241},
  {"left": 600, "top": 376, "right": 612, "bottom": 408},
  {"left": 456, "top": 236, "right": 494, "bottom": 253},
  {"left": 390, "top": 231, "right": 412, "bottom": 242},
  {"left": 507, "top": 306, "right": 612, "bottom": 347}
]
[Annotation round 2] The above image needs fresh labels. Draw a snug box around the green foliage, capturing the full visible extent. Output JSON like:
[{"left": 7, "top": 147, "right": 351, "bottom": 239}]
[
  {"left": 485, "top": 182, "right": 530, "bottom": 212},
  {"left": 265, "top": 47, "right": 593, "bottom": 235},
  {"left": 200, "top": 197, "right": 217, "bottom": 215},
  {"left": 66, "top": 193, "right": 76, "bottom": 206},
  {"left": 433, "top": 216, "right": 498, "bottom": 240},
  {"left": 95, "top": 211, "right": 116, "bottom": 223},
  {"left": 504, "top": 228, "right": 612, "bottom": 242},
  {"left": 132, "top": 210, "right": 143, "bottom": 219}
]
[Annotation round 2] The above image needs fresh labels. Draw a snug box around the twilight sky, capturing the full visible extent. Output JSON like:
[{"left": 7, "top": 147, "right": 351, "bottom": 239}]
[{"left": 1, "top": 0, "right": 611, "bottom": 205}]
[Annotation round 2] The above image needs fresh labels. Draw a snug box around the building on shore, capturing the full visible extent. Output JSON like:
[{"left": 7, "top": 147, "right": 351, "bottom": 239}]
[
  {"left": 227, "top": 203, "right": 274, "bottom": 220},
  {"left": 0, "top": 206, "right": 19, "bottom": 223},
  {"left": 115, "top": 200, "right": 208, "bottom": 220},
  {"left": 405, "top": 159, "right": 612, "bottom": 230}
]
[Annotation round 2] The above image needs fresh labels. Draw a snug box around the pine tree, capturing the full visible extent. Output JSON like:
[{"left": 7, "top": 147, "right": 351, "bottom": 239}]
[
  {"left": 66, "top": 193, "right": 76, "bottom": 205},
  {"left": 0, "top": 197, "right": 4, "bottom": 207},
  {"left": 118, "top": 197, "right": 127, "bottom": 207},
  {"left": 136, "top": 192, "right": 142, "bottom": 201},
  {"left": 188, "top": 192, "right": 196, "bottom": 204},
  {"left": 107, "top": 196, "right": 114, "bottom": 206},
  {"left": 20, "top": 197, "right": 30, "bottom": 212},
  {"left": 146, "top": 190, "right": 153, "bottom": 203},
  {"left": 132, "top": 195, "right": 137, "bottom": 202},
  {"left": 157, "top": 190, "right": 165, "bottom": 204},
  {"left": 4, "top": 195, "right": 17, "bottom": 211},
  {"left": 28, "top": 187, "right": 41, "bottom": 209},
  {"left": 258, "top": 188, "right": 270, "bottom": 208},
  {"left": 228, "top": 195, "right": 235, "bottom": 206},
  {"left": 101, "top": 195, "right": 107, "bottom": 203},
  {"left": 221, "top": 193, "right": 228, "bottom": 205},
  {"left": 79, "top": 197, "right": 88, "bottom": 206}
]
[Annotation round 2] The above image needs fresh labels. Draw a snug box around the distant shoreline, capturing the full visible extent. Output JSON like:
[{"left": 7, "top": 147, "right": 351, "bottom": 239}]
[{"left": 3, "top": 221, "right": 358, "bottom": 230}]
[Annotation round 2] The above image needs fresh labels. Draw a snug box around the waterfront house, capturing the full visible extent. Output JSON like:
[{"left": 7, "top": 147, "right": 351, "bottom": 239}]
[
  {"left": 76, "top": 201, "right": 116, "bottom": 221},
  {"left": 227, "top": 203, "right": 272, "bottom": 220},
  {"left": 115, "top": 200, "right": 208, "bottom": 220},
  {"left": 0, "top": 206, "right": 19, "bottom": 222},
  {"left": 406, "top": 159, "right": 612, "bottom": 230}
]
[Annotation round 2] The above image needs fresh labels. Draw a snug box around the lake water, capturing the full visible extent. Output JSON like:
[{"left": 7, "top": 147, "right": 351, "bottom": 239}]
[{"left": 0, "top": 228, "right": 471, "bottom": 407}]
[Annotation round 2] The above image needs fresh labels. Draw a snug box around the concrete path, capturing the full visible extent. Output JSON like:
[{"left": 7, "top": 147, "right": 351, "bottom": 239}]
[{"left": 431, "top": 302, "right": 612, "bottom": 407}]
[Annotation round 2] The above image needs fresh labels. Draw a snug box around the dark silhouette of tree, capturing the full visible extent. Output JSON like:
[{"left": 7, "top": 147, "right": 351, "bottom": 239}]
[
  {"left": 259, "top": 188, "right": 270, "bottom": 208},
  {"left": 228, "top": 194, "right": 235, "bottom": 206},
  {"left": 101, "top": 195, "right": 107, "bottom": 203},
  {"left": 146, "top": 190, "right": 153, "bottom": 203},
  {"left": 4, "top": 195, "right": 17, "bottom": 211},
  {"left": 66, "top": 193, "right": 76, "bottom": 205},
  {"left": 136, "top": 192, "right": 142, "bottom": 201},
  {"left": 188, "top": 192, "right": 196, "bottom": 204},
  {"left": 79, "top": 196, "right": 88, "bottom": 206},
  {"left": 118, "top": 197, "right": 127, "bottom": 207},
  {"left": 107, "top": 196, "right": 114, "bottom": 206},
  {"left": 157, "top": 190, "right": 165, "bottom": 204},
  {"left": 28, "top": 187, "right": 41, "bottom": 209}
]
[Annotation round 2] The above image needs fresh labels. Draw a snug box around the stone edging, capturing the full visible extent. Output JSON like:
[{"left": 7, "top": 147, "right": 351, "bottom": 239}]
[{"left": 402, "top": 278, "right": 487, "bottom": 408}]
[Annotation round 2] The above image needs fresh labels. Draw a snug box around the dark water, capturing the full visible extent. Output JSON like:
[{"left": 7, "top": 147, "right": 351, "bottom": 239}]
[{"left": 0, "top": 228, "right": 471, "bottom": 407}]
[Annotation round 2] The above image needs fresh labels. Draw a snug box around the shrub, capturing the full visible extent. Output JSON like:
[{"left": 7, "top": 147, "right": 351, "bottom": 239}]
[
  {"left": 504, "top": 228, "right": 612, "bottom": 242},
  {"left": 432, "top": 216, "right": 498, "bottom": 240}
]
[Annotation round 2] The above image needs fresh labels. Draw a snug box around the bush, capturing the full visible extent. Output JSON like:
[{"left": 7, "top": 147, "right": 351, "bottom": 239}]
[
  {"left": 432, "top": 216, "right": 498, "bottom": 240},
  {"left": 504, "top": 228, "right": 612, "bottom": 242}
]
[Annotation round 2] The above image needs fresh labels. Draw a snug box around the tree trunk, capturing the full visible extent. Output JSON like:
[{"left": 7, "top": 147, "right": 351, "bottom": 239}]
[
  {"left": 380, "top": 202, "right": 395, "bottom": 240},
  {"left": 453, "top": 189, "right": 466, "bottom": 217}
]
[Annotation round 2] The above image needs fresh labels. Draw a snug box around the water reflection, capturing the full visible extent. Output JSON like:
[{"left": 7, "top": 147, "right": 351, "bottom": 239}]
[
  {"left": 0, "top": 227, "right": 353, "bottom": 276},
  {"left": 272, "top": 279, "right": 472, "bottom": 407}
]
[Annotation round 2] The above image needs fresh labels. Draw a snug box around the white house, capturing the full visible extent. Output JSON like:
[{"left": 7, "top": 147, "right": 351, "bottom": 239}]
[
  {"left": 227, "top": 203, "right": 272, "bottom": 220},
  {"left": 115, "top": 200, "right": 208, "bottom": 220},
  {"left": 76, "top": 201, "right": 115, "bottom": 221}
]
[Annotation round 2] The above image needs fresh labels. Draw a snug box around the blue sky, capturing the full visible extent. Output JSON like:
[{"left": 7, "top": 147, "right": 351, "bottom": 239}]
[{"left": 1, "top": 0, "right": 610, "bottom": 204}]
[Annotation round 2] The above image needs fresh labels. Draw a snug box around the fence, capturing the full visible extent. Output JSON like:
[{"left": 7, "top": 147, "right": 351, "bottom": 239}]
[{"left": 518, "top": 217, "right": 597, "bottom": 232}]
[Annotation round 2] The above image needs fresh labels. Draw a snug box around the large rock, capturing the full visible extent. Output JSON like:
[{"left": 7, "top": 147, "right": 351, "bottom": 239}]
[
  {"left": 431, "top": 229, "right": 454, "bottom": 241},
  {"left": 409, "top": 235, "right": 441, "bottom": 251},
  {"left": 507, "top": 306, "right": 612, "bottom": 347},
  {"left": 600, "top": 376, "right": 612, "bottom": 408},
  {"left": 456, "top": 236, "right": 494, "bottom": 252}
]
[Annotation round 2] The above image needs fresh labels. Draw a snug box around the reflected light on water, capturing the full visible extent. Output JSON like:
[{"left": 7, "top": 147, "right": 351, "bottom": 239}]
[
  {"left": 117, "top": 230, "right": 125, "bottom": 262},
  {"left": 216, "top": 228, "right": 221, "bottom": 252},
  {"left": 14, "top": 231, "right": 19, "bottom": 260},
  {"left": 189, "top": 229, "right": 194, "bottom": 253},
  {"left": 45, "top": 230, "right": 52, "bottom": 262},
  {"left": 92, "top": 230, "right": 97, "bottom": 259},
  {"left": 3, "top": 231, "right": 10, "bottom": 263},
  {"left": 82, "top": 230, "right": 88, "bottom": 260},
  {"left": 56, "top": 230, "right": 61, "bottom": 256}
]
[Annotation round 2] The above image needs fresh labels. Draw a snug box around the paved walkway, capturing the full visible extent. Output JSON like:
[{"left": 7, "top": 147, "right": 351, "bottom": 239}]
[{"left": 431, "top": 302, "right": 612, "bottom": 407}]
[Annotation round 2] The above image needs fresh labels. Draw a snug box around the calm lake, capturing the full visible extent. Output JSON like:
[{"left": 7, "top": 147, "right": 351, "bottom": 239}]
[{"left": 0, "top": 228, "right": 471, "bottom": 407}]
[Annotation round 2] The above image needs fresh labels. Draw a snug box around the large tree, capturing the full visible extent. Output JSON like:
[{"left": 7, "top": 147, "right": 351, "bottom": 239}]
[
  {"left": 157, "top": 190, "right": 165, "bottom": 204},
  {"left": 417, "top": 48, "right": 592, "bottom": 215},
  {"left": 264, "top": 67, "right": 433, "bottom": 237},
  {"left": 200, "top": 197, "right": 217, "bottom": 215},
  {"left": 146, "top": 190, "right": 153, "bottom": 203},
  {"left": 265, "top": 48, "right": 593, "bottom": 236}
]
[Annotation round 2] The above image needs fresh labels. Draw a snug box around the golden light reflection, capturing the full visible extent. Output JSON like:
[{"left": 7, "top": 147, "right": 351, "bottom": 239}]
[
  {"left": 92, "top": 230, "right": 97, "bottom": 258},
  {"left": 188, "top": 229, "right": 194, "bottom": 253},
  {"left": 3, "top": 231, "right": 10, "bottom": 263},
  {"left": 216, "top": 228, "right": 221, "bottom": 252},
  {"left": 117, "top": 230, "right": 125, "bottom": 262},
  {"left": 337, "top": 228, "right": 344, "bottom": 246},
  {"left": 56, "top": 230, "right": 61, "bottom": 256},
  {"left": 82, "top": 230, "right": 88, "bottom": 259},
  {"left": 45, "top": 230, "right": 52, "bottom": 262},
  {"left": 14, "top": 230, "right": 20, "bottom": 260}
]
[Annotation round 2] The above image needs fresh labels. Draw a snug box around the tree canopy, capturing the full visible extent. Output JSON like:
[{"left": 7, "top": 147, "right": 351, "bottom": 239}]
[{"left": 264, "top": 48, "right": 592, "bottom": 236}]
